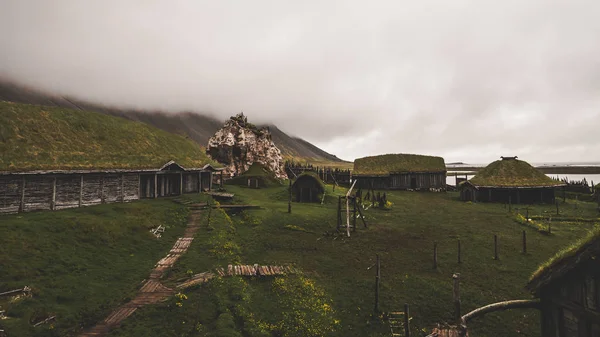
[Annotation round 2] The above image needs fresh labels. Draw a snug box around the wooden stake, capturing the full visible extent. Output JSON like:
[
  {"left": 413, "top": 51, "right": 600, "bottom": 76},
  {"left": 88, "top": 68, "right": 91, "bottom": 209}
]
[
  {"left": 522, "top": 230, "right": 527, "bottom": 254},
  {"left": 556, "top": 201, "right": 559, "bottom": 215},
  {"left": 508, "top": 196, "right": 512, "bottom": 212},
  {"left": 494, "top": 235, "right": 499, "bottom": 260},
  {"left": 433, "top": 242, "right": 438, "bottom": 269},
  {"left": 374, "top": 254, "right": 380, "bottom": 313},
  {"left": 404, "top": 303, "right": 411, "bottom": 337},
  {"left": 154, "top": 174, "right": 158, "bottom": 198},
  {"left": 121, "top": 174, "right": 126, "bottom": 202},
  {"left": 453, "top": 273, "right": 461, "bottom": 323},
  {"left": 179, "top": 172, "right": 183, "bottom": 195}
]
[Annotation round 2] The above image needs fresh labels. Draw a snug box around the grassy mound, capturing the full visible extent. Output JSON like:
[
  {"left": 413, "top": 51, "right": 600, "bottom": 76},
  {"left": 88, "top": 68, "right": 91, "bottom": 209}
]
[
  {"left": 226, "top": 163, "right": 282, "bottom": 188},
  {"left": 0, "top": 101, "right": 218, "bottom": 172},
  {"left": 469, "top": 158, "right": 564, "bottom": 187},
  {"left": 353, "top": 154, "right": 445, "bottom": 176}
]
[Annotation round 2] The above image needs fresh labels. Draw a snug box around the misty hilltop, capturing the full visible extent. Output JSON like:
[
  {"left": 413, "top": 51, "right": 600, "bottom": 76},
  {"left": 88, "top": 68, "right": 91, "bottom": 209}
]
[{"left": 0, "top": 79, "right": 345, "bottom": 164}]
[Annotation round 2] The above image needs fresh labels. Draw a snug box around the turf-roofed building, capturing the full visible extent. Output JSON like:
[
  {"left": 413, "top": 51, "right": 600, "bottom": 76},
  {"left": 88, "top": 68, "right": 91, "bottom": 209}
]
[
  {"left": 352, "top": 154, "right": 446, "bottom": 191},
  {"left": 526, "top": 229, "right": 600, "bottom": 336},
  {"left": 0, "top": 101, "right": 220, "bottom": 214},
  {"left": 460, "top": 156, "right": 566, "bottom": 203},
  {"left": 292, "top": 171, "right": 325, "bottom": 203},
  {"left": 226, "top": 162, "right": 280, "bottom": 188}
]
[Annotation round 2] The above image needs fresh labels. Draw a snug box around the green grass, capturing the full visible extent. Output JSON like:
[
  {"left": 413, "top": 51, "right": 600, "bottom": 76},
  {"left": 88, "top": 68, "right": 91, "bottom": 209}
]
[
  {"left": 0, "top": 101, "right": 218, "bottom": 172},
  {"left": 469, "top": 159, "right": 564, "bottom": 187},
  {"left": 0, "top": 199, "right": 190, "bottom": 336},
  {"left": 353, "top": 154, "right": 445, "bottom": 175},
  {"left": 110, "top": 186, "right": 597, "bottom": 337},
  {"left": 2, "top": 187, "right": 598, "bottom": 336}
]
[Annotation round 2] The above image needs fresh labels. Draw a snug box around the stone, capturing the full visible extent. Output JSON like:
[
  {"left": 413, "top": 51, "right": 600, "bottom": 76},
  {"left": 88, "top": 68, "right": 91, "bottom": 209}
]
[{"left": 207, "top": 113, "right": 286, "bottom": 179}]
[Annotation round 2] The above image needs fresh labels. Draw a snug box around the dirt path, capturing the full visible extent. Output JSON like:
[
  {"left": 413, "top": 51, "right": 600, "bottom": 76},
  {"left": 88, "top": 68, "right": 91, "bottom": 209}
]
[{"left": 79, "top": 210, "right": 202, "bottom": 336}]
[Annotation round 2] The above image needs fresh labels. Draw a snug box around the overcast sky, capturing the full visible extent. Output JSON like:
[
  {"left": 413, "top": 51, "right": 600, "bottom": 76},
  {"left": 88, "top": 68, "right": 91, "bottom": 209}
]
[{"left": 1, "top": 1, "right": 600, "bottom": 163}]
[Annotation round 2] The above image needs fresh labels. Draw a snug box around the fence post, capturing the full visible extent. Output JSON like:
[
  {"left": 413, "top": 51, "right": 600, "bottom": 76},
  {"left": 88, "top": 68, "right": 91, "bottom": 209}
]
[
  {"left": 288, "top": 179, "right": 292, "bottom": 214},
  {"left": 508, "top": 196, "right": 512, "bottom": 212},
  {"left": 522, "top": 230, "right": 527, "bottom": 254},
  {"left": 433, "top": 242, "right": 438, "bottom": 269},
  {"left": 556, "top": 201, "right": 559, "bottom": 215},
  {"left": 453, "top": 273, "right": 461, "bottom": 323},
  {"left": 374, "top": 254, "right": 380, "bottom": 313},
  {"left": 526, "top": 207, "right": 529, "bottom": 219},
  {"left": 494, "top": 235, "right": 499, "bottom": 260},
  {"left": 404, "top": 303, "right": 411, "bottom": 337}
]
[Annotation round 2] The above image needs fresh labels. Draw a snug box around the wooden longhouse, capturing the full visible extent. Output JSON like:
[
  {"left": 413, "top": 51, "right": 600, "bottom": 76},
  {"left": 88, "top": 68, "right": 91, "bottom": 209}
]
[
  {"left": 0, "top": 161, "right": 219, "bottom": 214},
  {"left": 526, "top": 229, "right": 600, "bottom": 336},
  {"left": 291, "top": 172, "right": 325, "bottom": 203},
  {"left": 460, "top": 157, "right": 566, "bottom": 204},
  {"left": 352, "top": 153, "right": 446, "bottom": 191}
]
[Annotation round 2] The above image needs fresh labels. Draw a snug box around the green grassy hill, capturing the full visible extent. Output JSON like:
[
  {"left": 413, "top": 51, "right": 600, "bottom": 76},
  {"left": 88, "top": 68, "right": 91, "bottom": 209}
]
[{"left": 0, "top": 101, "right": 218, "bottom": 172}]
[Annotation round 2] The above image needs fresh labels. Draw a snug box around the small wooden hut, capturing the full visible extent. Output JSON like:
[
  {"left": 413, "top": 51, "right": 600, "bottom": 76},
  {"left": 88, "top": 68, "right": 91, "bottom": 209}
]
[
  {"left": 291, "top": 172, "right": 325, "bottom": 203},
  {"left": 526, "top": 229, "right": 600, "bottom": 336},
  {"left": 226, "top": 162, "right": 279, "bottom": 188},
  {"left": 352, "top": 153, "right": 446, "bottom": 191},
  {"left": 460, "top": 157, "right": 566, "bottom": 203}
]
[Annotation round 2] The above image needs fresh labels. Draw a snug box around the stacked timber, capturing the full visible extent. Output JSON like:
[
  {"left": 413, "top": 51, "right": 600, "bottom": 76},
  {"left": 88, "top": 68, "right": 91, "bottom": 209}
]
[{"left": 215, "top": 265, "right": 296, "bottom": 277}]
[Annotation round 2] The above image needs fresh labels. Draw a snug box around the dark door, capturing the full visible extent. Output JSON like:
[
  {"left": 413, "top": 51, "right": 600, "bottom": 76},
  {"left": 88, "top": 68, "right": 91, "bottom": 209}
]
[{"left": 410, "top": 177, "right": 417, "bottom": 189}]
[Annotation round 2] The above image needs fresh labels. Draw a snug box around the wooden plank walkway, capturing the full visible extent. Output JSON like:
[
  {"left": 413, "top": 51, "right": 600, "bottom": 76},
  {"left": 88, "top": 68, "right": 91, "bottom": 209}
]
[
  {"left": 176, "top": 265, "right": 297, "bottom": 289},
  {"left": 79, "top": 211, "right": 202, "bottom": 337}
]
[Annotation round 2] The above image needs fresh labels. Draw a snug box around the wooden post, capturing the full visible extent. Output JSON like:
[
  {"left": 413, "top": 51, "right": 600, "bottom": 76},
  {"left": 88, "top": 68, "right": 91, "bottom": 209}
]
[
  {"left": 457, "top": 239, "right": 461, "bottom": 264},
  {"left": 51, "top": 176, "right": 57, "bottom": 210},
  {"left": 198, "top": 172, "right": 202, "bottom": 193},
  {"left": 548, "top": 218, "right": 552, "bottom": 234},
  {"left": 522, "top": 230, "right": 527, "bottom": 254},
  {"left": 154, "top": 174, "right": 157, "bottom": 198},
  {"left": 352, "top": 197, "right": 357, "bottom": 231},
  {"left": 374, "top": 254, "right": 380, "bottom": 313},
  {"left": 494, "top": 235, "right": 499, "bottom": 260},
  {"left": 556, "top": 201, "right": 559, "bottom": 215},
  {"left": 288, "top": 179, "right": 292, "bottom": 214},
  {"left": 220, "top": 171, "right": 224, "bottom": 188},
  {"left": 453, "top": 273, "right": 461, "bottom": 323},
  {"left": 180, "top": 172, "right": 183, "bottom": 195},
  {"left": 526, "top": 207, "right": 529, "bottom": 219},
  {"left": 508, "top": 196, "right": 512, "bottom": 212},
  {"left": 433, "top": 242, "right": 438, "bottom": 269},
  {"left": 20, "top": 176, "right": 25, "bottom": 212},
  {"left": 138, "top": 173, "right": 142, "bottom": 198},
  {"left": 121, "top": 174, "right": 125, "bottom": 202},
  {"left": 79, "top": 175, "right": 84, "bottom": 207},
  {"left": 404, "top": 303, "right": 410, "bottom": 337},
  {"left": 562, "top": 186, "right": 566, "bottom": 203}
]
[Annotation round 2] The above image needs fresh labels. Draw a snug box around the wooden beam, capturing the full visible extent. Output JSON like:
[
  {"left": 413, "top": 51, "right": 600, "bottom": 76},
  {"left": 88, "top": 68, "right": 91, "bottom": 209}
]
[
  {"left": 20, "top": 176, "right": 25, "bottom": 212},
  {"left": 121, "top": 174, "right": 125, "bottom": 202},
  {"left": 462, "top": 299, "right": 540, "bottom": 323},
  {"left": 79, "top": 175, "right": 83, "bottom": 207},
  {"left": 198, "top": 172, "right": 202, "bottom": 193},
  {"left": 51, "top": 177, "right": 57, "bottom": 210},
  {"left": 180, "top": 172, "right": 183, "bottom": 195},
  {"left": 154, "top": 173, "right": 157, "bottom": 199}
]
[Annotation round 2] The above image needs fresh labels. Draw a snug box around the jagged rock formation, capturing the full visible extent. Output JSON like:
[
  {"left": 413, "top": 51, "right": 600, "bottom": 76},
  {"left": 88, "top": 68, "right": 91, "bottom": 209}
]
[{"left": 207, "top": 113, "right": 286, "bottom": 179}]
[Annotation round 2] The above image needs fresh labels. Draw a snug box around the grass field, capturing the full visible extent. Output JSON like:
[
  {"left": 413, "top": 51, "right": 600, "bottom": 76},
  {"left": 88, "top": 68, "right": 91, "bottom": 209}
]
[{"left": 1, "top": 185, "right": 598, "bottom": 336}]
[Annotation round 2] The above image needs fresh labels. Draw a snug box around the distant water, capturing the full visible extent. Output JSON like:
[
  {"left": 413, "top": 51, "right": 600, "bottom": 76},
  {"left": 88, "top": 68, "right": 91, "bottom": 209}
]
[
  {"left": 447, "top": 173, "right": 600, "bottom": 186},
  {"left": 447, "top": 161, "right": 600, "bottom": 168}
]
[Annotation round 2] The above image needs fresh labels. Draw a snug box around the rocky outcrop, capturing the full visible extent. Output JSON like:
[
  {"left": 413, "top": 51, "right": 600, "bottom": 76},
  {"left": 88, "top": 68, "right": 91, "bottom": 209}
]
[{"left": 207, "top": 113, "right": 286, "bottom": 179}]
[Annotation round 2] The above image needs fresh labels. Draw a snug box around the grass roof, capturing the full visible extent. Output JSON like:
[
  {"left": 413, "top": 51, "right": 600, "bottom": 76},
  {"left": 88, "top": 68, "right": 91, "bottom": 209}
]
[
  {"left": 227, "top": 162, "right": 281, "bottom": 186},
  {"left": 0, "top": 101, "right": 219, "bottom": 172},
  {"left": 292, "top": 171, "right": 326, "bottom": 192},
  {"left": 469, "top": 158, "right": 565, "bottom": 188},
  {"left": 527, "top": 227, "right": 600, "bottom": 294},
  {"left": 353, "top": 153, "right": 445, "bottom": 176}
]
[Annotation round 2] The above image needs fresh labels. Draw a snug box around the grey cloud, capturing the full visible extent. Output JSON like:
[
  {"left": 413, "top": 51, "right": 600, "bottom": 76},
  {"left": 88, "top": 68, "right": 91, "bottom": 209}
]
[{"left": 1, "top": 0, "right": 600, "bottom": 163}]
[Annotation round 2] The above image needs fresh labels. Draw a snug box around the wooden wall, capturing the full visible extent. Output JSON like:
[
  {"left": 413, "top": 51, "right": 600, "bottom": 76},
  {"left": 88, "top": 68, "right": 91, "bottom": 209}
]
[
  {"left": 0, "top": 171, "right": 211, "bottom": 214},
  {"left": 539, "top": 259, "right": 600, "bottom": 337},
  {"left": 355, "top": 172, "right": 446, "bottom": 191},
  {"left": 460, "top": 187, "right": 557, "bottom": 204}
]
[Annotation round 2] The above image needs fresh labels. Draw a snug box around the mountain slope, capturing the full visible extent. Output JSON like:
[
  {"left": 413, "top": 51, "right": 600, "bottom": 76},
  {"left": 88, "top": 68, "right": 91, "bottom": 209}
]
[{"left": 0, "top": 80, "right": 347, "bottom": 163}]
